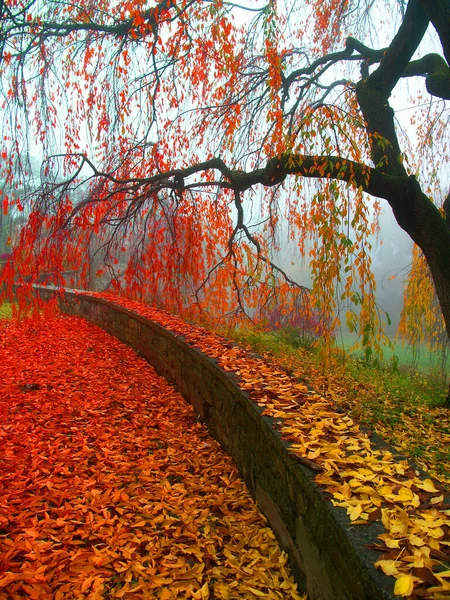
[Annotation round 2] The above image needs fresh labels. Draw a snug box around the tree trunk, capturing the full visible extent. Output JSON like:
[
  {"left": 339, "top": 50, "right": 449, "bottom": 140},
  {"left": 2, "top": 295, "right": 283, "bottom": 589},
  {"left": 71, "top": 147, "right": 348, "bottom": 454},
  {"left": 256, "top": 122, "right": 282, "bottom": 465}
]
[
  {"left": 395, "top": 176, "right": 450, "bottom": 331},
  {"left": 381, "top": 174, "right": 450, "bottom": 408},
  {"left": 355, "top": 0, "right": 450, "bottom": 405},
  {"left": 356, "top": 83, "right": 450, "bottom": 344}
]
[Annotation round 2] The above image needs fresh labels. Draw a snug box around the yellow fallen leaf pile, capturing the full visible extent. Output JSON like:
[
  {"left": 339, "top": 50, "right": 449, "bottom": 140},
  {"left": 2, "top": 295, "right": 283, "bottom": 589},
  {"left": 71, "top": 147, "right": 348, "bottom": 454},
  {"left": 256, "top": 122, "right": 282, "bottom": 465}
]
[
  {"left": 347, "top": 392, "right": 450, "bottom": 488},
  {"left": 227, "top": 328, "right": 450, "bottom": 487},
  {"left": 93, "top": 293, "right": 450, "bottom": 599},
  {"left": 0, "top": 314, "right": 305, "bottom": 599}
]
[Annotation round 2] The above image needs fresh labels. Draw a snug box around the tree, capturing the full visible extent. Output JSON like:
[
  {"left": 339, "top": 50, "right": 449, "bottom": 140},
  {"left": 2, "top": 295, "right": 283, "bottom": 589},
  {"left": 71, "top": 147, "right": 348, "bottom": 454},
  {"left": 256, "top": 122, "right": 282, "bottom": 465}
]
[{"left": 0, "top": 0, "right": 449, "bottom": 397}]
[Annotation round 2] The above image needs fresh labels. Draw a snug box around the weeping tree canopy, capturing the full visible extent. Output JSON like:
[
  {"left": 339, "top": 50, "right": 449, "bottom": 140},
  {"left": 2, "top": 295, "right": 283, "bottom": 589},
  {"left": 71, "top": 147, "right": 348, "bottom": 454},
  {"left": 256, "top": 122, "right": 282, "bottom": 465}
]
[{"left": 0, "top": 0, "right": 449, "bottom": 363}]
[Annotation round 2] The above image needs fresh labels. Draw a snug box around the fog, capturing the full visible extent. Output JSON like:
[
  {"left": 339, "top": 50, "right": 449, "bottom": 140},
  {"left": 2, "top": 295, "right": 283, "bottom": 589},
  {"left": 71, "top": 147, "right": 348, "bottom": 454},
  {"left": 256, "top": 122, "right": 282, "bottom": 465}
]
[{"left": 271, "top": 198, "right": 414, "bottom": 338}]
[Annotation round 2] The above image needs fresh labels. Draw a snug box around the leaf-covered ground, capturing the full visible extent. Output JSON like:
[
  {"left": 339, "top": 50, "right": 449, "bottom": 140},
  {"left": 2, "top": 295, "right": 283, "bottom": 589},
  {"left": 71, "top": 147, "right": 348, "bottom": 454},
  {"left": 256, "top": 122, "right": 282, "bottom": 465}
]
[
  {"left": 88, "top": 293, "right": 450, "bottom": 599},
  {"left": 228, "top": 329, "right": 450, "bottom": 487},
  {"left": 0, "top": 314, "right": 304, "bottom": 600}
]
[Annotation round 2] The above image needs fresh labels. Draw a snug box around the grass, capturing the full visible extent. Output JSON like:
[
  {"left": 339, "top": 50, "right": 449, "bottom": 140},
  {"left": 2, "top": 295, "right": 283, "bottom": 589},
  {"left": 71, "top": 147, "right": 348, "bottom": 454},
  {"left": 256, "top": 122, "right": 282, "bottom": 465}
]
[
  {"left": 225, "top": 326, "right": 450, "bottom": 486},
  {"left": 0, "top": 302, "right": 12, "bottom": 319},
  {"left": 335, "top": 330, "right": 450, "bottom": 373}
]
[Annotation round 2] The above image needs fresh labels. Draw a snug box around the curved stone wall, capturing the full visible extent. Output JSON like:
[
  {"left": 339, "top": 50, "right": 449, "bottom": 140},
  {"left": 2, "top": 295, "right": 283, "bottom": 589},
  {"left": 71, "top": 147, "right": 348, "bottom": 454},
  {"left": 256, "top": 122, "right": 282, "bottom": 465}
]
[{"left": 35, "top": 286, "right": 394, "bottom": 600}]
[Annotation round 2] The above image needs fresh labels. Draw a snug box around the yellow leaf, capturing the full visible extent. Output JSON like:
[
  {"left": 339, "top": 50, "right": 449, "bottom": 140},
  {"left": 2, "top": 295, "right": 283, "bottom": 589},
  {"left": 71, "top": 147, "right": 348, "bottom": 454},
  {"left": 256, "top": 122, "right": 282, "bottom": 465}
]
[
  {"left": 428, "top": 538, "right": 441, "bottom": 551},
  {"left": 427, "top": 527, "right": 445, "bottom": 539},
  {"left": 408, "top": 555, "right": 426, "bottom": 569},
  {"left": 214, "top": 583, "right": 230, "bottom": 599},
  {"left": 348, "top": 503, "right": 362, "bottom": 522},
  {"left": 294, "top": 384, "right": 309, "bottom": 393},
  {"left": 435, "top": 570, "right": 450, "bottom": 578},
  {"left": 396, "top": 487, "right": 414, "bottom": 502},
  {"left": 378, "top": 485, "right": 394, "bottom": 497},
  {"left": 242, "top": 586, "right": 267, "bottom": 597},
  {"left": 430, "top": 494, "right": 444, "bottom": 505},
  {"left": 394, "top": 574, "right": 414, "bottom": 597},
  {"left": 191, "top": 582, "right": 210, "bottom": 599},
  {"left": 308, "top": 448, "right": 321, "bottom": 459},
  {"left": 421, "top": 479, "right": 439, "bottom": 493},
  {"left": 175, "top": 563, "right": 205, "bottom": 580},
  {"left": 375, "top": 559, "right": 399, "bottom": 576},
  {"left": 408, "top": 534, "right": 425, "bottom": 547}
]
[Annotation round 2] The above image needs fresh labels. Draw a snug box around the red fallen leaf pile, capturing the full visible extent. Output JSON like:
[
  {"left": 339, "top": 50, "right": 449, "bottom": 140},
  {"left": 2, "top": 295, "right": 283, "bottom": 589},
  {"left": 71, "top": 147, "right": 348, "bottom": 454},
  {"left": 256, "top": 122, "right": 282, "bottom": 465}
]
[
  {"left": 89, "top": 292, "right": 450, "bottom": 599},
  {"left": 0, "top": 314, "right": 305, "bottom": 600}
]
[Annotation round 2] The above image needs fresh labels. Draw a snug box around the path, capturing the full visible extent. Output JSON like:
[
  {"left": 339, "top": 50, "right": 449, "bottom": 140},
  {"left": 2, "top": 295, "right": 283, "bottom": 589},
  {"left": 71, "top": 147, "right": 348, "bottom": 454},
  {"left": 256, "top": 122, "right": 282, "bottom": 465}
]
[{"left": 0, "top": 314, "right": 304, "bottom": 600}]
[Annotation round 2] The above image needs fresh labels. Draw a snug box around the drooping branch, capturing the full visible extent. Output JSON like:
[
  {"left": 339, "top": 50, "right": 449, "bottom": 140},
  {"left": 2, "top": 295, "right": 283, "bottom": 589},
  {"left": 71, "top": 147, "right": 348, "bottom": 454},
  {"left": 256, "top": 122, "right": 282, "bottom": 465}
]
[
  {"left": 3, "top": 0, "right": 181, "bottom": 46},
  {"left": 232, "top": 188, "right": 308, "bottom": 291},
  {"left": 0, "top": 0, "right": 269, "bottom": 67}
]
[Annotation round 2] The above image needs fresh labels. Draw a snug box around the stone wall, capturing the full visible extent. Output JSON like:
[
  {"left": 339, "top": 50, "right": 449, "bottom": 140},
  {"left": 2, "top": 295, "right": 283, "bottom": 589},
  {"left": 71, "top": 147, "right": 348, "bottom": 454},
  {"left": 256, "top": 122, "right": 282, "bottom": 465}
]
[{"left": 36, "top": 287, "right": 394, "bottom": 600}]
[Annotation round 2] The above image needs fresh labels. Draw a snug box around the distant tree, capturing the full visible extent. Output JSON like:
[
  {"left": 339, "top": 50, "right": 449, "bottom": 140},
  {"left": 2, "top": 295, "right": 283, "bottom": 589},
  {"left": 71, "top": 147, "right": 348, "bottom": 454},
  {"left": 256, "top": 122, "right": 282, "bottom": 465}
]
[{"left": 0, "top": 0, "right": 449, "bottom": 397}]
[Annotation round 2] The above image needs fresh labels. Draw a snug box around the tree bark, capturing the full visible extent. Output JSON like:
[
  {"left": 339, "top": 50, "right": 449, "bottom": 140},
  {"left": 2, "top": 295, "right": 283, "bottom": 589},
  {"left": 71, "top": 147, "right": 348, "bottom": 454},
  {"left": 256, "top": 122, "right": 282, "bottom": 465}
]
[{"left": 419, "top": 0, "right": 450, "bottom": 65}]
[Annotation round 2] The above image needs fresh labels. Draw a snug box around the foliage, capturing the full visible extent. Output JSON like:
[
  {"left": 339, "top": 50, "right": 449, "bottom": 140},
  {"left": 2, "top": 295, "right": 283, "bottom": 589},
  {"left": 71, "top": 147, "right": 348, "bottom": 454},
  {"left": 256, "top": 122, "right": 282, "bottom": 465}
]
[
  {"left": 0, "top": 313, "right": 304, "bottom": 599},
  {"left": 0, "top": 0, "right": 448, "bottom": 363},
  {"left": 399, "top": 245, "right": 449, "bottom": 355}
]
